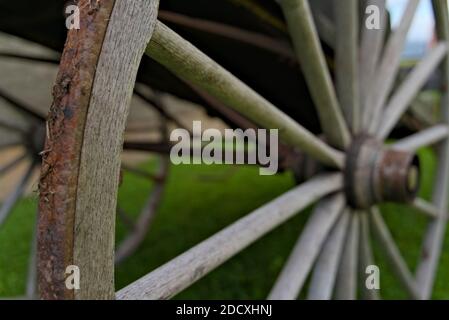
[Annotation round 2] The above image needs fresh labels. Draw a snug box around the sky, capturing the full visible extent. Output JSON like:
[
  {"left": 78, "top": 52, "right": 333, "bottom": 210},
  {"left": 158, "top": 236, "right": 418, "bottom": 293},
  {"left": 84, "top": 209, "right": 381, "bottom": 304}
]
[
  {"left": 388, "top": 0, "right": 434, "bottom": 41},
  {"left": 387, "top": 0, "right": 435, "bottom": 57}
]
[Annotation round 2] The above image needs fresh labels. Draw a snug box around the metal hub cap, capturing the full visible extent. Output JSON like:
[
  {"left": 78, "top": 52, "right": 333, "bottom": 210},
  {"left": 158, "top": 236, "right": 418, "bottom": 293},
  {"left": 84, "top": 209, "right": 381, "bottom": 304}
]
[{"left": 345, "top": 135, "right": 420, "bottom": 209}]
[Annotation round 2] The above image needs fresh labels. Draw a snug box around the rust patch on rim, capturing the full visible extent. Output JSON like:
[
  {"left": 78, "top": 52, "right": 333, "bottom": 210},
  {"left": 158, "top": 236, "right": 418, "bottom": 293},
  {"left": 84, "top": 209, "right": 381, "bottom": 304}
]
[{"left": 38, "top": 0, "right": 116, "bottom": 300}]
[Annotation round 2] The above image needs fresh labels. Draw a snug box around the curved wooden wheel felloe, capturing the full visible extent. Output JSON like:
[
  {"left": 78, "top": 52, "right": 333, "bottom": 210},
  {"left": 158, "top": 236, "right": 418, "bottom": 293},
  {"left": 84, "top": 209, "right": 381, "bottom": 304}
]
[
  {"left": 38, "top": 0, "right": 449, "bottom": 300},
  {"left": 0, "top": 20, "right": 170, "bottom": 299}
]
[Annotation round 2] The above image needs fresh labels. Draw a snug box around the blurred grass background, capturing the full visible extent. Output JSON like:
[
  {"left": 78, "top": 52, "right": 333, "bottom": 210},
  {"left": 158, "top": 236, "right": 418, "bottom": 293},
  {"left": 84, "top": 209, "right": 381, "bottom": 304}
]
[{"left": 1, "top": 147, "right": 449, "bottom": 299}]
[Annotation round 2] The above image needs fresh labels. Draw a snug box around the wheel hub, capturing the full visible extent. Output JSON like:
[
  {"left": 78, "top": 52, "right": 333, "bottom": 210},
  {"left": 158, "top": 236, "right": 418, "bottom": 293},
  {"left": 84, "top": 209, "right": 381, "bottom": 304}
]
[{"left": 345, "top": 135, "right": 420, "bottom": 209}]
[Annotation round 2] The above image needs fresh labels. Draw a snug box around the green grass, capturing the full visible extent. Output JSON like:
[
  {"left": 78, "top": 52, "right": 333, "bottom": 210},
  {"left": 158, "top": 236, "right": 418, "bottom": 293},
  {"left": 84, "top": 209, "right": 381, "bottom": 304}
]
[{"left": 1, "top": 148, "right": 449, "bottom": 299}]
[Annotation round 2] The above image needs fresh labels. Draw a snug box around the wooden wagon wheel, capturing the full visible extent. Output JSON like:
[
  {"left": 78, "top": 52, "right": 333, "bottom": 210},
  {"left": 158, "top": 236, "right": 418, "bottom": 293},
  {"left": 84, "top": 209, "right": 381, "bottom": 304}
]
[
  {"left": 38, "top": 0, "right": 449, "bottom": 300},
  {"left": 0, "top": 39, "right": 174, "bottom": 298}
]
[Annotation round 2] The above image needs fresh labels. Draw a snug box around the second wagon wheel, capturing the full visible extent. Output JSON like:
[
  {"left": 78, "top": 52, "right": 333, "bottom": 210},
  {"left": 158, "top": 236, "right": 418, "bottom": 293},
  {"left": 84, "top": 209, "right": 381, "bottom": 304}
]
[
  {"left": 0, "top": 31, "right": 174, "bottom": 298},
  {"left": 38, "top": 0, "right": 449, "bottom": 299}
]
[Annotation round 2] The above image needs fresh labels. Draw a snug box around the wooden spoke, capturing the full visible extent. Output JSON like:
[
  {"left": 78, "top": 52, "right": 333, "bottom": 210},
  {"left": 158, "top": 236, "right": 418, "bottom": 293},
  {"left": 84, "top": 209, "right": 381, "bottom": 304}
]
[
  {"left": 115, "top": 157, "right": 169, "bottom": 264},
  {"left": 335, "top": 0, "right": 359, "bottom": 132},
  {"left": 277, "top": 0, "right": 350, "bottom": 149},
  {"left": 0, "top": 87, "right": 46, "bottom": 122},
  {"left": 186, "top": 83, "right": 260, "bottom": 132},
  {"left": 121, "top": 164, "right": 164, "bottom": 182},
  {"left": 123, "top": 141, "right": 171, "bottom": 154},
  {"left": 117, "top": 206, "right": 135, "bottom": 231},
  {"left": 268, "top": 193, "right": 345, "bottom": 300},
  {"left": 0, "top": 152, "right": 27, "bottom": 177},
  {"left": 158, "top": 10, "right": 295, "bottom": 61},
  {"left": 359, "top": 212, "right": 380, "bottom": 300},
  {"left": 378, "top": 44, "right": 448, "bottom": 139},
  {"left": 0, "top": 118, "right": 27, "bottom": 134},
  {"left": 364, "top": 0, "right": 420, "bottom": 133},
  {"left": 0, "top": 163, "right": 34, "bottom": 226},
  {"left": 392, "top": 124, "right": 449, "bottom": 152},
  {"left": 310, "top": 6, "right": 335, "bottom": 48},
  {"left": 146, "top": 21, "right": 344, "bottom": 168},
  {"left": 307, "top": 209, "right": 350, "bottom": 300},
  {"left": 0, "top": 125, "right": 23, "bottom": 151},
  {"left": 370, "top": 207, "right": 420, "bottom": 299},
  {"left": 116, "top": 173, "right": 343, "bottom": 300},
  {"left": 411, "top": 198, "right": 440, "bottom": 219},
  {"left": 0, "top": 52, "right": 59, "bottom": 64},
  {"left": 133, "top": 88, "right": 192, "bottom": 135},
  {"left": 360, "top": 0, "right": 387, "bottom": 122},
  {"left": 334, "top": 211, "right": 359, "bottom": 300},
  {"left": 415, "top": 0, "right": 449, "bottom": 299},
  {"left": 0, "top": 140, "right": 21, "bottom": 152}
]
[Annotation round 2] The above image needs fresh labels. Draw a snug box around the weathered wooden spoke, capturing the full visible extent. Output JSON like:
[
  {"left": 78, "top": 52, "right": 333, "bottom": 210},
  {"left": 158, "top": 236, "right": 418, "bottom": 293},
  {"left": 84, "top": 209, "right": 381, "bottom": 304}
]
[
  {"left": 307, "top": 209, "right": 350, "bottom": 300},
  {"left": 117, "top": 174, "right": 343, "bottom": 300},
  {"left": 359, "top": 0, "right": 387, "bottom": 121},
  {"left": 335, "top": 0, "right": 359, "bottom": 132},
  {"left": 0, "top": 152, "right": 27, "bottom": 177},
  {"left": 133, "top": 88, "right": 192, "bottom": 135},
  {"left": 0, "top": 135, "right": 22, "bottom": 152},
  {"left": 359, "top": 212, "right": 380, "bottom": 300},
  {"left": 0, "top": 52, "right": 60, "bottom": 64},
  {"left": 268, "top": 193, "right": 345, "bottom": 300},
  {"left": 370, "top": 207, "right": 420, "bottom": 299},
  {"left": 0, "top": 88, "right": 46, "bottom": 122},
  {"left": 121, "top": 163, "right": 165, "bottom": 183},
  {"left": 392, "top": 124, "right": 449, "bottom": 152},
  {"left": 411, "top": 198, "right": 441, "bottom": 219},
  {"left": 0, "top": 118, "right": 27, "bottom": 134},
  {"left": 365, "top": 0, "right": 420, "bottom": 133},
  {"left": 334, "top": 211, "right": 359, "bottom": 300},
  {"left": 378, "top": 44, "right": 448, "bottom": 139},
  {"left": 146, "top": 21, "right": 344, "bottom": 168},
  {"left": 277, "top": 0, "right": 350, "bottom": 149},
  {"left": 158, "top": 10, "right": 295, "bottom": 61},
  {"left": 115, "top": 156, "right": 169, "bottom": 264}
]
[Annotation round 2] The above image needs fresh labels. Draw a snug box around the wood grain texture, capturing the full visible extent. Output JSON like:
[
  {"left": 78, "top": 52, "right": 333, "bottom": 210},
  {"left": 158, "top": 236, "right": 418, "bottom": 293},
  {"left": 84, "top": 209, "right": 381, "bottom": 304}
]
[
  {"left": 146, "top": 21, "right": 344, "bottom": 169},
  {"left": 359, "top": 212, "right": 379, "bottom": 300},
  {"left": 38, "top": 0, "right": 117, "bottom": 299},
  {"left": 364, "top": 0, "right": 419, "bottom": 133},
  {"left": 411, "top": 198, "right": 440, "bottom": 219},
  {"left": 334, "top": 211, "right": 359, "bottom": 300},
  {"left": 268, "top": 193, "right": 345, "bottom": 300},
  {"left": 116, "top": 173, "right": 343, "bottom": 300},
  {"left": 378, "top": 44, "right": 448, "bottom": 139},
  {"left": 307, "top": 209, "right": 350, "bottom": 300},
  {"left": 392, "top": 124, "right": 449, "bottom": 152},
  {"left": 370, "top": 207, "right": 420, "bottom": 299},
  {"left": 335, "top": 0, "right": 359, "bottom": 132},
  {"left": 359, "top": 0, "right": 387, "bottom": 126},
  {"left": 278, "top": 0, "right": 350, "bottom": 149},
  {"left": 73, "top": 0, "right": 160, "bottom": 299}
]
